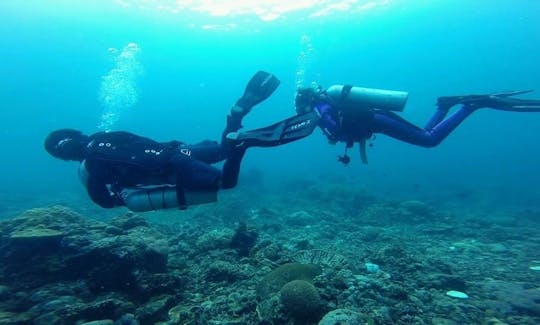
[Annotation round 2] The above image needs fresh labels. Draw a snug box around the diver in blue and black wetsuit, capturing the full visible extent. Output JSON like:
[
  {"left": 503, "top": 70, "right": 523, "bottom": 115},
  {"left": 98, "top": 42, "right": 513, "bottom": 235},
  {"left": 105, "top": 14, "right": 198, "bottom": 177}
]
[
  {"left": 293, "top": 85, "right": 540, "bottom": 164},
  {"left": 44, "top": 71, "right": 300, "bottom": 212},
  {"left": 234, "top": 81, "right": 540, "bottom": 164}
]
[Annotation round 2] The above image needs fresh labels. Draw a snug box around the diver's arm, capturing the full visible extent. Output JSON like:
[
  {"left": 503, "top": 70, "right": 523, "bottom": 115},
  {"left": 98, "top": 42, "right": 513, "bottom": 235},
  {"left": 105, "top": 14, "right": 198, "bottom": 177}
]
[
  {"left": 86, "top": 176, "right": 122, "bottom": 208},
  {"left": 78, "top": 160, "right": 122, "bottom": 208}
]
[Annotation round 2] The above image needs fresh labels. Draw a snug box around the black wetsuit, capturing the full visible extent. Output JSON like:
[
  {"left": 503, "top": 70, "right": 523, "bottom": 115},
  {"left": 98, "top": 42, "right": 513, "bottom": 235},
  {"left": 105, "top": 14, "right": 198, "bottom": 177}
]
[{"left": 81, "top": 131, "right": 240, "bottom": 208}]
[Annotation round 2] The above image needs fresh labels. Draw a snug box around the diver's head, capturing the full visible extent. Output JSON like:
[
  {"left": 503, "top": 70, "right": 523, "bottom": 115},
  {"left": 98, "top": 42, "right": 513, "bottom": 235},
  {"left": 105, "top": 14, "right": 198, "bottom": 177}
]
[
  {"left": 295, "top": 83, "right": 324, "bottom": 114},
  {"left": 45, "top": 129, "right": 88, "bottom": 161}
]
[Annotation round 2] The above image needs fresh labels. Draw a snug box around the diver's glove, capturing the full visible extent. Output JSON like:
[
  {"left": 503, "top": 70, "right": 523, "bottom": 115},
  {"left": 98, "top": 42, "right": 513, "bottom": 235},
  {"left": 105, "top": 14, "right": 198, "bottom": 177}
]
[
  {"left": 437, "top": 90, "right": 540, "bottom": 111},
  {"left": 231, "top": 71, "right": 281, "bottom": 117}
]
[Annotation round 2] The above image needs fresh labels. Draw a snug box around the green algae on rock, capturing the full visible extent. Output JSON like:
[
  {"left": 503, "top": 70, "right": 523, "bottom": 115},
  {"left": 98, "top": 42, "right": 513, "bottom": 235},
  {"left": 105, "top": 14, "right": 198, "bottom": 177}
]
[{"left": 10, "top": 226, "right": 64, "bottom": 242}]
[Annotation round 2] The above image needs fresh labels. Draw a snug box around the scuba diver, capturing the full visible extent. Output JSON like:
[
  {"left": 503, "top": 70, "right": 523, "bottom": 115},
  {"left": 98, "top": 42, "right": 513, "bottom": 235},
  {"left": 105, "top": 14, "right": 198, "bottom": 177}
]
[
  {"left": 233, "top": 81, "right": 540, "bottom": 164},
  {"left": 45, "top": 71, "right": 309, "bottom": 212}
]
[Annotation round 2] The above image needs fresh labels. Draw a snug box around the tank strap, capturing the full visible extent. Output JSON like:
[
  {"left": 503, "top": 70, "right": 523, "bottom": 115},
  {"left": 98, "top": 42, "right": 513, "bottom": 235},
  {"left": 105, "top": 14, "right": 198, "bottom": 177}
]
[
  {"left": 146, "top": 190, "right": 156, "bottom": 210},
  {"left": 175, "top": 175, "right": 187, "bottom": 210},
  {"left": 161, "top": 188, "right": 167, "bottom": 209},
  {"left": 340, "top": 85, "right": 353, "bottom": 102}
]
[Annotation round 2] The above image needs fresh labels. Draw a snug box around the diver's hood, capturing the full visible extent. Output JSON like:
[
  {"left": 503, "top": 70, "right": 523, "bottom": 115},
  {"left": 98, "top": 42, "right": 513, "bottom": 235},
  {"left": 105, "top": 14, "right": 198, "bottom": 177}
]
[{"left": 45, "top": 129, "right": 88, "bottom": 161}]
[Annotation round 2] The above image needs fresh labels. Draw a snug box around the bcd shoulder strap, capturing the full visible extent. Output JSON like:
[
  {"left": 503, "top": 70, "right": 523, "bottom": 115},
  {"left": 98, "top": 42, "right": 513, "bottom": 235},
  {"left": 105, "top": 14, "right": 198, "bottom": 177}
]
[{"left": 340, "top": 85, "right": 353, "bottom": 102}]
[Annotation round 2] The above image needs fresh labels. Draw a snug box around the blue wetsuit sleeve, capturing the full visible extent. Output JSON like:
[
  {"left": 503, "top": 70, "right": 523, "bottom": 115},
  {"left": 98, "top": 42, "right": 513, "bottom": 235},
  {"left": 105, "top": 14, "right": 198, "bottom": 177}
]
[
  {"left": 316, "top": 103, "right": 339, "bottom": 140},
  {"left": 86, "top": 176, "right": 121, "bottom": 208}
]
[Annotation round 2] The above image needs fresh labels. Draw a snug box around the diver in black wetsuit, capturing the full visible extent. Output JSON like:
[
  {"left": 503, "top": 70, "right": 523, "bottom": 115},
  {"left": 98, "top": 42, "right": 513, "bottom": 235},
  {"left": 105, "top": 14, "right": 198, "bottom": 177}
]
[{"left": 45, "top": 71, "right": 290, "bottom": 212}]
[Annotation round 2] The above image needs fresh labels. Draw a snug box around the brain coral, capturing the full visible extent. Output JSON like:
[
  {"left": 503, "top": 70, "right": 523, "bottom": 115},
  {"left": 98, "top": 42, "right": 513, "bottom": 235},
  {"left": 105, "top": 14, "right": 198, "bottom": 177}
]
[{"left": 279, "top": 279, "right": 321, "bottom": 320}]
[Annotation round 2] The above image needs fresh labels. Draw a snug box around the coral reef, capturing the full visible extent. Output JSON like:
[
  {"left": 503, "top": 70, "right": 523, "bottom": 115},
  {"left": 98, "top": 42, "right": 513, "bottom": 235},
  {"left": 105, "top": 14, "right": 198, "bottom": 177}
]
[
  {"left": 1, "top": 178, "right": 539, "bottom": 324},
  {"left": 318, "top": 308, "right": 363, "bottom": 325}
]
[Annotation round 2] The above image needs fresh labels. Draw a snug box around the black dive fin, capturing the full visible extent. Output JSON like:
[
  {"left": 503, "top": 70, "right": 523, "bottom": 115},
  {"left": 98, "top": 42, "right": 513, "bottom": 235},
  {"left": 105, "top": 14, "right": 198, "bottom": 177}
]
[
  {"left": 227, "top": 111, "right": 320, "bottom": 148},
  {"left": 235, "top": 71, "right": 280, "bottom": 110},
  {"left": 438, "top": 90, "right": 540, "bottom": 111},
  {"left": 490, "top": 89, "right": 533, "bottom": 97}
]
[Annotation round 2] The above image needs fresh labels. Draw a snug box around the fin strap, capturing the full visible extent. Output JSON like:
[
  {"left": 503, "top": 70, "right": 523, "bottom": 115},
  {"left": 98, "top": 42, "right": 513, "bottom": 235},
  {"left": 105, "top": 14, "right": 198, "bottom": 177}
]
[{"left": 340, "top": 85, "right": 353, "bottom": 102}]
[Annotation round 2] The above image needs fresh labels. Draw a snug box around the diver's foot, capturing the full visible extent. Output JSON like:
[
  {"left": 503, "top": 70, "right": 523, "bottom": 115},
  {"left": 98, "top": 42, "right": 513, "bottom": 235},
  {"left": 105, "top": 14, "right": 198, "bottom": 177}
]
[
  {"left": 226, "top": 131, "right": 239, "bottom": 140},
  {"left": 437, "top": 96, "right": 464, "bottom": 111},
  {"left": 438, "top": 91, "right": 540, "bottom": 112},
  {"left": 224, "top": 114, "right": 244, "bottom": 136},
  {"left": 230, "top": 104, "right": 252, "bottom": 119},
  {"left": 225, "top": 131, "right": 272, "bottom": 149},
  {"left": 438, "top": 96, "right": 483, "bottom": 112},
  {"left": 224, "top": 132, "right": 247, "bottom": 150},
  {"left": 225, "top": 130, "right": 276, "bottom": 149}
]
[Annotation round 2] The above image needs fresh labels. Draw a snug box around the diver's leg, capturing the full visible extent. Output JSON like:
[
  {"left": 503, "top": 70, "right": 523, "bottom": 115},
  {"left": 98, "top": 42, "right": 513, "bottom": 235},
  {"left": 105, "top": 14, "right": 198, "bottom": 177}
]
[
  {"left": 183, "top": 141, "right": 226, "bottom": 164},
  {"left": 218, "top": 112, "right": 320, "bottom": 188},
  {"left": 171, "top": 155, "right": 222, "bottom": 208},
  {"left": 220, "top": 147, "right": 246, "bottom": 189},
  {"left": 221, "top": 71, "right": 281, "bottom": 144},
  {"left": 219, "top": 111, "right": 249, "bottom": 173},
  {"left": 372, "top": 107, "right": 473, "bottom": 147},
  {"left": 222, "top": 113, "right": 244, "bottom": 143},
  {"left": 424, "top": 107, "right": 450, "bottom": 129}
]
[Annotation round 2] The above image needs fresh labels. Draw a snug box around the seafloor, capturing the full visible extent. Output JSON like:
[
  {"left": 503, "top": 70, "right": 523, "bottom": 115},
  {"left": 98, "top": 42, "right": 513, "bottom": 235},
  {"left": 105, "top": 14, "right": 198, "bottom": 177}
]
[{"left": 1, "top": 176, "right": 539, "bottom": 325}]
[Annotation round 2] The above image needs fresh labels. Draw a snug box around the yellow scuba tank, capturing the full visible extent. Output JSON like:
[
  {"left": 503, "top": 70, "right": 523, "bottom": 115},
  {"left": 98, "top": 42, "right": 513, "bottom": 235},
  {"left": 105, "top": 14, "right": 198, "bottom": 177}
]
[{"left": 326, "top": 85, "right": 408, "bottom": 112}]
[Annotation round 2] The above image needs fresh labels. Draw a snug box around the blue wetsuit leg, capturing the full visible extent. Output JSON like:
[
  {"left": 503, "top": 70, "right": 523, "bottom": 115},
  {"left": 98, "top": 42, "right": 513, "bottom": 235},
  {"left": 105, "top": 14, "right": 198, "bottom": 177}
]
[
  {"left": 424, "top": 108, "right": 449, "bottom": 129},
  {"left": 371, "top": 107, "right": 473, "bottom": 147}
]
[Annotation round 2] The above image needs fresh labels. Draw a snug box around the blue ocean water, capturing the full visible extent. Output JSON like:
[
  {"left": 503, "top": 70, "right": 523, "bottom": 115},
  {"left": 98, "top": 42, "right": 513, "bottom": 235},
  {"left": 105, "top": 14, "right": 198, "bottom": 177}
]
[{"left": 1, "top": 0, "right": 539, "bottom": 215}]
